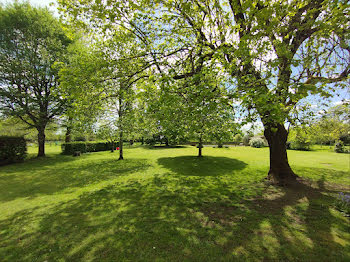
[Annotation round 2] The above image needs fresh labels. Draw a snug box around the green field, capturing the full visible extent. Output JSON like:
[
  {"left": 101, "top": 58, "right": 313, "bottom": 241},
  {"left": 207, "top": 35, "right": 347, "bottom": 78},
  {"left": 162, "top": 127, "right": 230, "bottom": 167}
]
[{"left": 0, "top": 145, "right": 349, "bottom": 261}]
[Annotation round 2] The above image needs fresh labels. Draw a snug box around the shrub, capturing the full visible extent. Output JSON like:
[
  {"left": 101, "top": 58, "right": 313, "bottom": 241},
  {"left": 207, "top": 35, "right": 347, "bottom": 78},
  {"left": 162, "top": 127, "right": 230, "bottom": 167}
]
[
  {"left": 334, "top": 140, "right": 345, "bottom": 153},
  {"left": 0, "top": 136, "right": 27, "bottom": 165},
  {"left": 62, "top": 141, "right": 114, "bottom": 155},
  {"left": 249, "top": 137, "right": 265, "bottom": 148},
  {"left": 145, "top": 138, "right": 156, "bottom": 146},
  {"left": 335, "top": 192, "right": 350, "bottom": 216},
  {"left": 61, "top": 142, "right": 86, "bottom": 155}
]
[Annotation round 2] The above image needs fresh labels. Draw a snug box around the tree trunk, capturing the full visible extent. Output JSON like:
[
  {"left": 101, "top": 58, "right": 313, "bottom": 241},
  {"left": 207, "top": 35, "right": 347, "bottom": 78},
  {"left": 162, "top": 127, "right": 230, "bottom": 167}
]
[
  {"left": 141, "top": 137, "right": 144, "bottom": 145},
  {"left": 37, "top": 127, "right": 46, "bottom": 157},
  {"left": 65, "top": 125, "right": 71, "bottom": 143},
  {"left": 198, "top": 137, "right": 203, "bottom": 157},
  {"left": 111, "top": 140, "right": 114, "bottom": 152},
  {"left": 119, "top": 131, "right": 124, "bottom": 160},
  {"left": 264, "top": 123, "right": 297, "bottom": 185}
]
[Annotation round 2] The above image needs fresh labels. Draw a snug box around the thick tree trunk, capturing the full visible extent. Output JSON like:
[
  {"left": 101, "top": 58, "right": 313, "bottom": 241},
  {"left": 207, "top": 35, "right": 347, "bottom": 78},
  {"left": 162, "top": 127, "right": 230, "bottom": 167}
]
[
  {"left": 37, "top": 127, "right": 46, "bottom": 157},
  {"left": 65, "top": 125, "right": 71, "bottom": 143},
  {"left": 264, "top": 123, "right": 297, "bottom": 185},
  {"left": 119, "top": 131, "right": 124, "bottom": 160}
]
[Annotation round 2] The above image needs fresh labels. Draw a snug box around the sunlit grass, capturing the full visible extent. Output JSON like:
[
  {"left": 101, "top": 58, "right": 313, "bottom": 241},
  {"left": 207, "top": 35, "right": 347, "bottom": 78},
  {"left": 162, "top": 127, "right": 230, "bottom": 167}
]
[{"left": 0, "top": 145, "right": 349, "bottom": 261}]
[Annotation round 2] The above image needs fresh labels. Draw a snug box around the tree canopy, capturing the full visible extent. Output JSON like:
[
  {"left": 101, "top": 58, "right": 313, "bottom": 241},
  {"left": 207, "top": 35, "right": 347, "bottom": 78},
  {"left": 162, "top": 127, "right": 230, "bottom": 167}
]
[{"left": 0, "top": 2, "right": 71, "bottom": 156}]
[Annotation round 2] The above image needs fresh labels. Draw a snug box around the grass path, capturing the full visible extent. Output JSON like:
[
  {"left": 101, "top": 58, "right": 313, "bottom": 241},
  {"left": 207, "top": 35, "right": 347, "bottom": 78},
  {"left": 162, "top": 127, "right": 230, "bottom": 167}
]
[{"left": 0, "top": 145, "right": 349, "bottom": 261}]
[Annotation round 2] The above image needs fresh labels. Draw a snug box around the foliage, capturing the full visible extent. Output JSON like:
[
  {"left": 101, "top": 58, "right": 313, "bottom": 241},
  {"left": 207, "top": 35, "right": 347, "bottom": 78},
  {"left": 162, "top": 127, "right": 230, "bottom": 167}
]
[
  {"left": 147, "top": 68, "right": 237, "bottom": 154},
  {"left": 0, "top": 2, "right": 71, "bottom": 156},
  {"left": 61, "top": 141, "right": 113, "bottom": 155},
  {"left": 243, "top": 134, "right": 252, "bottom": 146},
  {"left": 334, "top": 140, "right": 347, "bottom": 153},
  {"left": 289, "top": 127, "right": 311, "bottom": 151},
  {"left": 335, "top": 192, "right": 350, "bottom": 216},
  {"left": 0, "top": 136, "right": 26, "bottom": 165},
  {"left": 0, "top": 117, "right": 64, "bottom": 142},
  {"left": 233, "top": 134, "right": 243, "bottom": 145},
  {"left": 74, "top": 136, "right": 86, "bottom": 142},
  {"left": 249, "top": 137, "right": 266, "bottom": 148}
]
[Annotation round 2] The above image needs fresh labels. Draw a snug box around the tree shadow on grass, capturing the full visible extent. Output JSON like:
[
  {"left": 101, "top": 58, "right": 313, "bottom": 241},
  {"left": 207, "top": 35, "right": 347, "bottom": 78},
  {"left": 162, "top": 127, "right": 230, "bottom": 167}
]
[
  {"left": 0, "top": 170, "right": 349, "bottom": 261},
  {"left": 158, "top": 156, "right": 247, "bottom": 176},
  {"left": 0, "top": 158, "right": 150, "bottom": 202}
]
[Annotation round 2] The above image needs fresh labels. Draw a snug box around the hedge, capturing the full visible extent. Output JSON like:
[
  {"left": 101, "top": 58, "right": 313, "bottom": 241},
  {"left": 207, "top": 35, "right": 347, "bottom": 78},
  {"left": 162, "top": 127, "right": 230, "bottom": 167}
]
[
  {"left": 61, "top": 141, "right": 116, "bottom": 155},
  {"left": 0, "top": 136, "right": 27, "bottom": 166}
]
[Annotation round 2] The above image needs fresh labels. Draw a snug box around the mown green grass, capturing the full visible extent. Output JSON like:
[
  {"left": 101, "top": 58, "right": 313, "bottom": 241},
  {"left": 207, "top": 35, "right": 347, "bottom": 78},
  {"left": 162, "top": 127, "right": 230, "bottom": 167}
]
[{"left": 0, "top": 145, "right": 349, "bottom": 261}]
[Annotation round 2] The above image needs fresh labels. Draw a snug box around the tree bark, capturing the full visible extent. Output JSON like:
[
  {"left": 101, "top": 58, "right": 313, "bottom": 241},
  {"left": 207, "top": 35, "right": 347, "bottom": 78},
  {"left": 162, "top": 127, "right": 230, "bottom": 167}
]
[
  {"left": 65, "top": 125, "right": 71, "bottom": 143},
  {"left": 264, "top": 123, "right": 297, "bottom": 185},
  {"left": 119, "top": 131, "right": 124, "bottom": 160},
  {"left": 111, "top": 140, "right": 115, "bottom": 152},
  {"left": 198, "top": 137, "right": 203, "bottom": 157},
  {"left": 37, "top": 127, "right": 46, "bottom": 157}
]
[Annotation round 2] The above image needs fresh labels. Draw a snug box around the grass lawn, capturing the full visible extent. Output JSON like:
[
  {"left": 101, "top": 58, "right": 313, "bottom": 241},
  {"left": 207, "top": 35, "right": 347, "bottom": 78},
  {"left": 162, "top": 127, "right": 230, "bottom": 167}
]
[{"left": 0, "top": 145, "right": 349, "bottom": 261}]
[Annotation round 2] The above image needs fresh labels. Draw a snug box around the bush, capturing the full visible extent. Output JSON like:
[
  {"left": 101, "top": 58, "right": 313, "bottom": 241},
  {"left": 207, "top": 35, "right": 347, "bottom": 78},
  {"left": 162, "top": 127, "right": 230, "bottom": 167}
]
[
  {"left": 335, "top": 192, "right": 350, "bottom": 216},
  {"left": 0, "top": 136, "right": 27, "bottom": 165},
  {"left": 61, "top": 142, "right": 86, "bottom": 155},
  {"left": 61, "top": 141, "right": 113, "bottom": 155},
  {"left": 249, "top": 137, "right": 265, "bottom": 148},
  {"left": 145, "top": 138, "right": 156, "bottom": 146},
  {"left": 334, "top": 140, "right": 345, "bottom": 153}
]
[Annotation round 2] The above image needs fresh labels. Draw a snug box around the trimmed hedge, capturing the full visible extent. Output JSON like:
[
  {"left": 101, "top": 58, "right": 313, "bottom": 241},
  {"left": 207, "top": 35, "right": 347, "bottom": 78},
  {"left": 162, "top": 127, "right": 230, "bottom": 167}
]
[
  {"left": 61, "top": 141, "right": 115, "bottom": 155},
  {"left": 0, "top": 136, "right": 27, "bottom": 165}
]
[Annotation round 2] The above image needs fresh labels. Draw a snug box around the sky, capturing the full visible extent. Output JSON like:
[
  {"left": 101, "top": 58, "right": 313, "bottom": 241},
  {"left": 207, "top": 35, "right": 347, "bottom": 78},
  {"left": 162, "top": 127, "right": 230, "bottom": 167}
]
[{"left": 2, "top": 0, "right": 349, "bottom": 133}]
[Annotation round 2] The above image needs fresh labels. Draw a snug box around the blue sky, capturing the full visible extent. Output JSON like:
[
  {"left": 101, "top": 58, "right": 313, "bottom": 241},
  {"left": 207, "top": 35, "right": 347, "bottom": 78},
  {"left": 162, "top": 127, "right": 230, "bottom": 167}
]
[{"left": 2, "top": 0, "right": 348, "bottom": 114}]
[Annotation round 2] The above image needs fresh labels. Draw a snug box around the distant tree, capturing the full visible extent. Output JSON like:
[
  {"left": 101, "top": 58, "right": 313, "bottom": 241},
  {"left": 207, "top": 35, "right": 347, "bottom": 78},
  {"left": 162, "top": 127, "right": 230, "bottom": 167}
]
[
  {"left": 151, "top": 68, "right": 237, "bottom": 157},
  {"left": 234, "top": 134, "right": 243, "bottom": 145},
  {"left": 309, "top": 103, "right": 350, "bottom": 145},
  {"left": 0, "top": 3, "right": 71, "bottom": 156}
]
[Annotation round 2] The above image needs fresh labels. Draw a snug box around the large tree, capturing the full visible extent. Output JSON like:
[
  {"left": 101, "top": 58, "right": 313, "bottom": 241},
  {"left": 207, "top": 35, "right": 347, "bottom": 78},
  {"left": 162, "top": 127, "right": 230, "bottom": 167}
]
[
  {"left": 58, "top": 0, "right": 349, "bottom": 184},
  {"left": 59, "top": 31, "right": 150, "bottom": 160},
  {"left": 0, "top": 2, "right": 71, "bottom": 156}
]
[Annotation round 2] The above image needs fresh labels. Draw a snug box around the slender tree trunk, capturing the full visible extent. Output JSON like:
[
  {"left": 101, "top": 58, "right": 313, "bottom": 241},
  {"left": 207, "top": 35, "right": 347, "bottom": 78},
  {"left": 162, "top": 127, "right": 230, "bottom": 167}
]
[
  {"left": 264, "top": 123, "right": 297, "bottom": 184},
  {"left": 37, "top": 126, "right": 46, "bottom": 157},
  {"left": 118, "top": 93, "right": 124, "bottom": 160},
  {"left": 198, "top": 136, "right": 203, "bottom": 157},
  {"left": 141, "top": 137, "right": 144, "bottom": 145},
  {"left": 119, "top": 131, "right": 124, "bottom": 160},
  {"left": 111, "top": 140, "right": 114, "bottom": 152}
]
